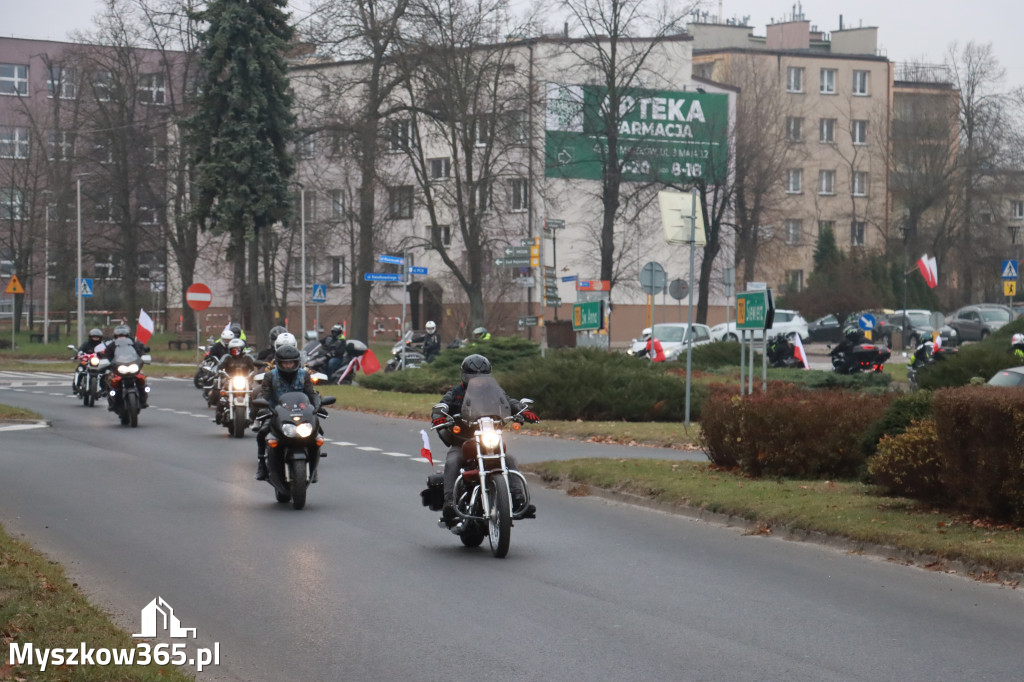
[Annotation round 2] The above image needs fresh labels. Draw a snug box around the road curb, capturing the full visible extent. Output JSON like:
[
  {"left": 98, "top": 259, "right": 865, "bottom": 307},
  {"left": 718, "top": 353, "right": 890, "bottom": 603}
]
[{"left": 0, "top": 420, "right": 49, "bottom": 432}]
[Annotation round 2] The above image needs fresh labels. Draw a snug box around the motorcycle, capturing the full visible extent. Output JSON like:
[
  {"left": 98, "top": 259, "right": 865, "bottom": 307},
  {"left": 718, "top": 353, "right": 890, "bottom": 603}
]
[
  {"left": 215, "top": 363, "right": 261, "bottom": 438},
  {"left": 766, "top": 333, "right": 803, "bottom": 369},
  {"left": 68, "top": 345, "right": 105, "bottom": 407},
  {"left": 307, "top": 339, "right": 369, "bottom": 384},
  {"left": 384, "top": 331, "right": 426, "bottom": 372},
  {"left": 193, "top": 341, "right": 218, "bottom": 390},
  {"left": 422, "top": 375, "right": 535, "bottom": 558},
  {"left": 252, "top": 388, "right": 336, "bottom": 510},
  {"left": 102, "top": 338, "right": 151, "bottom": 427},
  {"left": 830, "top": 341, "right": 891, "bottom": 374},
  {"left": 907, "top": 342, "right": 958, "bottom": 389}
]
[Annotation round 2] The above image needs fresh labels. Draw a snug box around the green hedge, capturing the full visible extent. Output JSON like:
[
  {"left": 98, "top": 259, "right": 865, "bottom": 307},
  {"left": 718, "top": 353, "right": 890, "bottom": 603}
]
[
  {"left": 859, "top": 390, "right": 934, "bottom": 459},
  {"left": 916, "top": 316, "right": 1024, "bottom": 389}
]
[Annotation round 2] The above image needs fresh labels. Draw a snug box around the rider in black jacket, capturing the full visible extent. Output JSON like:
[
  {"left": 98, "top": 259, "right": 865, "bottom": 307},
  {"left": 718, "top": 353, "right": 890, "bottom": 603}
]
[{"left": 422, "top": 321, "right": 441, "bottom": 363}]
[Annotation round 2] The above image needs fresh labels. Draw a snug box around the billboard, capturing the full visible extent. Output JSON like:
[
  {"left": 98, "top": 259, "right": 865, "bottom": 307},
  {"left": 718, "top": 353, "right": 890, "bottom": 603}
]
[{"left": 544, "top": 83, "right": 728, "bottom": 184}]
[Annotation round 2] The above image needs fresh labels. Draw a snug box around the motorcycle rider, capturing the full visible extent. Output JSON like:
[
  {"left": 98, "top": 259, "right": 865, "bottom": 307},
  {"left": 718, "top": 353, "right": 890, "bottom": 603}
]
[
  {"left": 320, "top": 323, "right": 347, "bottom": 377},
  {"left": 228, "top": 322, "right": 246, "bottom": 344},
  {"left": 258, "top": 325, "right": 288, "bottom": 363},
  {"left": 101, "top": 324, "right": 150, "bottom": 409},
  {"left": 472, "top": 326, "right": 491, "bottom": 343},
  {"left": 832, "top": 325, "right": 865, "bottom": 356},
  {"left": 214, "top": 337, "right": 258, "bottom": 423},
  {"left": 208, "top": 328, "right": 235, "bottom": 363},
  {"left": 635, "top": 328, "right": 666, "bottom": 362},
  {"left": 431, "top": 354, "right": 538, "bottom": 525},
  {"left": 73, "top": 328, "right": 105, "bottom": 393},
  {"left": 1013, "top": 333, "right": 1024, "bottom": 362},
  {"left": 254, "top": 341, "right": 321, "bottom": 481},
  {"left": 422, "top": 321, "right": 441, "bottom": 363}
]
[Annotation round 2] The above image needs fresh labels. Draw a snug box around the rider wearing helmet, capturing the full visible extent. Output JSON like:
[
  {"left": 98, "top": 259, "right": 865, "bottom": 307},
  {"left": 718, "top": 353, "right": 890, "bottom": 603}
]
[
  {"left": 214, "top": 337, "right": 258, "bottom": 420},
  {"left": 254, "top": 341, "right": 321, "bottom": 481},
  {"left": 101, "top": 323, "right": 150, "bottom": 408},
  {"left": 471, "top": 326, "right": 491, "bottom": 343},
  {"left": 1013, "top": 333, "right": 1024, "bottom": 361},
  {"left": 209, "top": 328, "right": 235, "bottom": 362},
  {"left": 320, "top": 323, "right": 347, "bottom": 377},
  {"left": 831, "top": 324, "right": 866, "bottom": 360},
  {"left": 422, "top": 320, "right": 441, "bottom": 363},
  {"left": 259, "top": 325, "right": 288, "bottom": 362},
  {"left": 430, "top": 354, "right": 539, "bottom": 523},
  {"left": 228, "top": 322, "right": 245, "bottom": 343},
  {"left": 635, "top": 327, "right": 665, "bottom": 362},
  {"left": 79, "top": 328, "right": 105, "bottom": 354}
]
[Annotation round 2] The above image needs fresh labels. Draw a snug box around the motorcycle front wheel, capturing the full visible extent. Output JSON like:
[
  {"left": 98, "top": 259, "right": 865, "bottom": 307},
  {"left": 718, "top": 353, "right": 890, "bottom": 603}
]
[
  {"left": 125, "top": 391, "right": 139, "bottom": 427},
  {"left": 231, "top": 406, "right": 247, "bottom": 438},
  {"left": 486, "top": 476, "right": 512, "bottom": 558},
  {"left": 86, "top": 376, "right": 97, "bottom": 407},
  {"left": 290, "top": 461, "right": 308, "bottom": 510}
]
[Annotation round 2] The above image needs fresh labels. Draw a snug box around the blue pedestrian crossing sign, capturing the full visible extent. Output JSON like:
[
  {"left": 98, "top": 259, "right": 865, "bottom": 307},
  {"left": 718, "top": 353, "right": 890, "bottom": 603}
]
[
  {"left": 311, "top": 283, "right": 327, "bottom": 303},
  {"left": 76, "top": 278, "right": 94, "bottom": 297},
  {"left": 1002, "top": 259, "right": 1018, "bottom": 280}
]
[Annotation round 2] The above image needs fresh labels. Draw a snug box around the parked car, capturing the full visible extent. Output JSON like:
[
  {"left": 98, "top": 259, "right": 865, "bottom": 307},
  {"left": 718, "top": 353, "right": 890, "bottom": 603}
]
[
  {"left": 628, "top": 322, "right": 714, "bottom": 361},
  {"left": 710, "top": 309, "right": 808, "bottom": 342},
  {"left": 946, "top": 304, "right": 1012, "bottom": 342},
  {"left": 805, "top": 311, "right": 893, "bottom": 345},
  {"left": 987, "top": 366, "right": 1024, "bottom": 387},
  {"left": 885, "top": 309, "right": 959, "bottom": 348}
]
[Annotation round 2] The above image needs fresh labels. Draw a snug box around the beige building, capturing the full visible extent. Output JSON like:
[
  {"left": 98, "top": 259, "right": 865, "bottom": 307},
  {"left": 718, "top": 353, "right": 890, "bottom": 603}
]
[{"left": 690, "top": 19, "right": 892, "bottom": 293}]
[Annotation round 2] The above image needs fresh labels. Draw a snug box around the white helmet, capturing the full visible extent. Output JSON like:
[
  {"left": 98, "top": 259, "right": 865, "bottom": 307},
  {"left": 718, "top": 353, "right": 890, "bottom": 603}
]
[
  {"left": 220, "top": 329, "right": 235, "bottom": 344},
  {"left": 274, "top": 331, "right": 298, "bottom": 350},
  {"left": 227, "top": 337, "right": 246, "bottom": 357},
  {"left": 425, "top": 321, "right": 436, "bottom": 333},
  {"left": 641, "top": 327, "right": 652, "bottom": 340},
  {"left": 1013, "top": 333, "right": 1024, "bottom": 347}
]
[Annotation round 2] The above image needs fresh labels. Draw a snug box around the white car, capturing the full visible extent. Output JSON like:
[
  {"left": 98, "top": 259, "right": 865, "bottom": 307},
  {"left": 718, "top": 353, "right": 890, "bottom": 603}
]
[
  {"left": 710, "top": 309, "right": 809, "bottom": 342},
  {"left": 627, "top": 322, "right": 714, "bottom": 361}
]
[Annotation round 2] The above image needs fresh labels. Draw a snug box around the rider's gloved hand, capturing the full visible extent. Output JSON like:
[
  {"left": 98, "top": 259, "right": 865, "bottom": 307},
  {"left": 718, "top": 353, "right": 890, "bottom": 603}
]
[
  {"left": 522, "top": 411, "right": 540, "bottom": 423},
  {"left": 431, "top": 416, "right": 448, "bottom": 427}
]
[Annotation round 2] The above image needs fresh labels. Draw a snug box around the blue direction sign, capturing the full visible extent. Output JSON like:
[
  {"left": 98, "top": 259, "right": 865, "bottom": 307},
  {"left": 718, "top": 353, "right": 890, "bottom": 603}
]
[
  {"left": 410, "top": 266, "right": 428, "bottom": 276},
  {"left": 379, "top": 254, "right": 405, "bottom": 265},
  {"left": 77, "top": 278, "right": 94, "bottom": 298},
  {"left": 561, "top": 274, "right": 578, "bottom": 282},
  {"left": 364, "top": 273, "right": 401, "bottom": 282},
  {"left": 1002, "top": 259, "right": 1018, "bottom": 280},
  {"left": 858, "top": 312, "right": 877, "bottom": 331},
  {"left": 311, "top": 283, "right": 327, "bottom": 302}
]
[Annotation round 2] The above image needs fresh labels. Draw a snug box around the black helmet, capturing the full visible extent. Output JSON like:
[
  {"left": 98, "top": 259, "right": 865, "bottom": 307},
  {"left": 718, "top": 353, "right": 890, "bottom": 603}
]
[
  {"left": 843, "top": 325, "right": 860, "bottom": 342},
  {"left": 113, "top": 324, "right": 130, "bottom": 338},
  {"left": 229, "top": 322, "right": 242, "bottom": 338},
  {"left": 268, "top": 325, "right": 287, "bottom": 346},
  {"left": 331, "top": 323, "right": 344, "bottom": 338},
  {"left": 275, "top": 344, "right": 301, "bottom": 381},
  {"left": 88, "top": 327, "right": 103, "bottom": 341},
  {"left": 461, "top": 353, "right": 491, "bottom": 386}
]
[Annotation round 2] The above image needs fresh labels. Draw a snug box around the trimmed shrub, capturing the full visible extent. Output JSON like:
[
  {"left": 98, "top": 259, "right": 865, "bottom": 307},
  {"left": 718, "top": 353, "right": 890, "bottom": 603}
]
[
  {"left": 859, "top": 390, "right": 933, "bottom": 459},
  {"left": 699, "top": 382, "right": 892, "bottom": 478},
  {"left": 931, "top": 386, "right": 1024, "bottom": 523},
  {"left": 916, "top": 316, "right": 1024, "bottom": 389},
  {"left": 868, "top": 420, "right": 945, "bottom": 502},
  {"left": 687, "top": 341, "right": 744, "bottom": 369}
]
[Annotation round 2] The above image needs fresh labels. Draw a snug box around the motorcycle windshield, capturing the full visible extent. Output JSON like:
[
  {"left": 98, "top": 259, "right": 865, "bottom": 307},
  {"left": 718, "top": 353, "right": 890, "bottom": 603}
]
[
  {"left": 112, "top": 338, "right": 140, "bottom": 365},
  {"left": 274, "top": 391, "right": 315, "bottom": 420},
  {"left": 462, "top": 376, "right": 512, "bottom": 421}
]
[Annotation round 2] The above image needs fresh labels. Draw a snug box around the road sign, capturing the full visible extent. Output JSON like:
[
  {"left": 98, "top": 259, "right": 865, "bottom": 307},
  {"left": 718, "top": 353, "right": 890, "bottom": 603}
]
[
  {"left": 1006, "top": 280, "right": 1017, "bottom": 297},
  {"left": 505, "top": 246, "right": 531, "bottom": 257},
  {"left": 4, "top": 274, "right": 24, "bottom": 295},
  {"left": 669, "top": 278, "right": 689, "bottom": 300},
  {"left": 185, "top": 282, "right": 211, "bottom": 310},
  {"left": 77, "top": 278, "right": 94, "bottom": 298},
  {"left": 572, "top": 300, "right": 603, "bottom": 331},
  {"left": 515, "top": 278, "right": 535, "bottom": 287},
  {"left": 410, "top": 266, "right": 428, "bottom": 276},
  {"left": 364, "top": 273, "right": 401, "bottom": 282},
  {"left": 311, "top": 284, "right": 327, "bottom": 303},
  {"left": 577, "top": 280, "right": 610, "bottom": 291},
  {"left": 495, "top": 257, "right": 530, "bottom": 267},
  {"left": 379, "top": 254, "right": 404, "bottom": 265},
  {"left": 1002, "top": 260, "right": 1018, "bottom": 280},
  {"left": 544, "top": 285, "right": 559, "bottom": 297},
  {"left": 561, "top": 274, "right": 578, "bottom": 283},
  {"left": 543, "top": 218, "right": 565, "bottom": 230},
  {"left": 859, "top": 312, "right": 877, "bottom": 331},
  {"left": 639, "top": 262, "right": 666, "bottom": 295},
  {"left": 736, "top": 291, "right": 772, "bottom": 330},
  {"left": 518, "top": 315, "right": 541, "bottom": 328}
]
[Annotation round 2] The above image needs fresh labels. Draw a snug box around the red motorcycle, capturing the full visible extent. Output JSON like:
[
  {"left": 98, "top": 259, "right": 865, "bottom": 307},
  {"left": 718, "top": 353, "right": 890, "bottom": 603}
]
[{"left": 68, "top": 345, "right": 104, "bottom": 407}]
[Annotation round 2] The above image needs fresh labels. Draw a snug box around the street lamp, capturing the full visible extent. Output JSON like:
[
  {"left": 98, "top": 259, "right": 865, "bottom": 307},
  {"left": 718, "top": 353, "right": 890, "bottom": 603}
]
[
  {"left": 76, "top": 175, "right": 84, "bottom": 346},
  {"left": 43, "top": 196, "right": 51, "bottom": 344},
  {"left": 299, "top": 184, "right": 307, "bottom": 338}
]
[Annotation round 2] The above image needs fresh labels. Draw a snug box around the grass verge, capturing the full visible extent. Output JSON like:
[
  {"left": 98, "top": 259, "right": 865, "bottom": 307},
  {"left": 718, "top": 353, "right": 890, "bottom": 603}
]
[
  {"left": 0, "top": 404, "right": 42, "bottom": 421},
  {"left": 525, "top": 458, "right": 1024, "bottom": 581},
  {"left": 0, "top": 524, "right": 195, "bottom": 681}
]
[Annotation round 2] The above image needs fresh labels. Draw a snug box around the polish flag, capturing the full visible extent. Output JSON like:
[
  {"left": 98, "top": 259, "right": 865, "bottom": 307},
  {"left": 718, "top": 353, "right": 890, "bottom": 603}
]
[
  {"left": 792, "top": 333, "right": 810, "bottom": 369},
  {"left": 419, "top": 429, "right": 433, "bottom": 465},
  {"left": 360, "top": 348, "right": 380, "bottom": 374},
  {"left": 917, "top": 255, "right": 938, "bottom": 289},
  {"left": 136, "top": 309, "right": 155, "bottom": 345}
]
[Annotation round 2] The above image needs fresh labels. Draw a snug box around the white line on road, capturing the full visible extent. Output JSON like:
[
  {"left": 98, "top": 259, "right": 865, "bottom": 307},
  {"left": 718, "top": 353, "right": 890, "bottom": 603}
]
[
  {"left": 356, "top": 446, "right": 382, "bottom": 451},
  {"left": 330, "top": 441, "right": 356, "bottom": 446},
  {"left": 382, "top": 451, "right": 410, "bottom": 458},
  {"left": 0, "top": 421, "right": 48, "bottom": 432}
]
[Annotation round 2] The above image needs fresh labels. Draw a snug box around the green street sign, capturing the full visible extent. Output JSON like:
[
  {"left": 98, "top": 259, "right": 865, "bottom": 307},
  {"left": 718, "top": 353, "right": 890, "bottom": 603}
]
[
  {"left": 572, "top": 300, "right": 603, "bottom": 330},
  {"left": 496, "top": 257, "right": 530, "bottom": 267},
  {"left": 736, "top": 291, "right": 774, "bottom": 330},
  {"left": 504, "top": 246, "right": 531, "bottom": 257},
  {"left": 518, "top": 315, "right": 541, "bottom": 328}
]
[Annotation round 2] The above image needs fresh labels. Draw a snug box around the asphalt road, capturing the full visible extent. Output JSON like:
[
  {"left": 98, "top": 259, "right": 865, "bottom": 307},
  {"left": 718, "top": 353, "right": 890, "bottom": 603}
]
[{"left": 1, "top": 372, "right": 1020, "bottom": 681}]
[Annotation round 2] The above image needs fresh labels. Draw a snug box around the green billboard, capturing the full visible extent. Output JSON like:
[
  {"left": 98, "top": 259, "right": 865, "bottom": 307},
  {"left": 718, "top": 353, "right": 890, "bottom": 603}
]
[
  {"left": 544, "top": 83, "right": 729, "bottom": 184},
  {"left": 572, "top": 300, "right": 604, "bottom": 331}
]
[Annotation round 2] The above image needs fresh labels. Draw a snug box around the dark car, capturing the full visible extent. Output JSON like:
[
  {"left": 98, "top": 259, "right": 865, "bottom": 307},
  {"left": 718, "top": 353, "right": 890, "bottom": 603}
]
[
  {"left": 987, "top": 367, "right": 1024, "bottom": 387},
  {"left": 806, "top": 311, "right": 893, "bottom": 345},
  {"left": 946, "top": 304, "right": 1012, "bottom": 342},
  {"left": 885, "top": 309, "right": 959, "bottom": 348}
]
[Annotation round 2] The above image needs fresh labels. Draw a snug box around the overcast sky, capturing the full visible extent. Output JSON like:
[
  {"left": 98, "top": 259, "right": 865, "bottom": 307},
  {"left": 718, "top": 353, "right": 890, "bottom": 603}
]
[{"left": 4, "top": 0, "right": 1023, "bottom": 87}]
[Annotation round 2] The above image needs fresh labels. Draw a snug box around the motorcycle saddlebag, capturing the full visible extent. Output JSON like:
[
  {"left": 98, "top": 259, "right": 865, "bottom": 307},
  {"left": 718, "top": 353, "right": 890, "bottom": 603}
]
[{"left": 420, "top": 473, "right": 445, "bottom": 511}]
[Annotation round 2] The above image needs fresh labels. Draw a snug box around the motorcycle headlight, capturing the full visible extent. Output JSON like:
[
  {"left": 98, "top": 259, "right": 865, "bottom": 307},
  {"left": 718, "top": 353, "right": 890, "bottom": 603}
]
[
  {"left": 128, "top": 363, "right": 139, "bottom": 373},
  {"left": 89, "top": 356, "right": 99, "bottom": 366},
  {"left": 295, "top": 422, "right": 314, "bottom": 439},
  {"left": 282, "top": 423, "right": 297, "bottom": 437},
  {"left": 479, "top": 421, "right": 501, "bottom": 449},
  {"left": 117, "top": 364, "right": 137, "bottom": 374},
  {"left": 231, "top": 376, "right": 247, "bottom": 390}
]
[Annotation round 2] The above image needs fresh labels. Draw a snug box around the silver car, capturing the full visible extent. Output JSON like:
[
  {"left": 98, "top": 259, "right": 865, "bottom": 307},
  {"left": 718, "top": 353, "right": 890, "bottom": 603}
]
[{"left": 710, "top": 309, "right": 809, "bottom": 342}]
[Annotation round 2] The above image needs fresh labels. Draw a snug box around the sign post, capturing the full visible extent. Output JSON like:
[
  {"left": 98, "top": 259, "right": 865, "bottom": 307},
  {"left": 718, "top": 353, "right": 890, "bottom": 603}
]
[
  {"left": 1003, "top": 259, "right": 1018, "bottom": 307},
  {"left": 4, "top": 274, "right": 23, "bottom": 349},
  {"left": 736, "top": 289, "right": 774, "bottom": 395}
]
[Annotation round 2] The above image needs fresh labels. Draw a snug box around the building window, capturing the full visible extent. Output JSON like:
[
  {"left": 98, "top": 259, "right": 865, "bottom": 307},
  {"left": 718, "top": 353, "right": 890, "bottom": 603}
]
[
  {"left": 852, "top": 171, "right": 869, "bottom": 196},
  {"left": 288, "top": 257, "right": 315, "bottom": 288},
  {"left": 785, "top": 116, "right": 803, "bottom": 142},
  {"left": 508, "top": 110, "right": 529, "bottom": 143},
  {"left": 786, "top": 269, "right": 804, "bottom": 292},
  {"left": 95, "top": 261, "right": 119, "bottom": 279},
  {"left": 785, "top": 169, "right": 802, "bottom": 194},
  {"left": 296, "top": 134, "right": 316, "bottom": 159},
  {"left": 0, "top": 64, "right": 29, "bottom": 96},
  {"left": 1012, "top": 200, "right": 1024, "bottom": 220},
  {"left": 92, "top": 71, "right": 112, "bottom": 101},
  {"left": 472, "top": 181, "right": 492, "bottom": 212},
  {"left": 850, "top": 221, "right": 866, "bottom": 246},
  {"left": 853, "top": 70, "right": 870, "bottom": 96},
  {"left": 388, "top": 185, "right": 413, "bottom": 219},
  {"left": 429, "top": 157, "right": 451, "bottom": 180},
  {"left": 784, "top": 219, "right": 802, "bottom": 245},
  {"left": 138, "top": 73, "right": 165, "bottom": 104},
  {"left": 0, "top": 188, "right": 23, "bottom": 220},
  {"left": 330, "top": 190, "right": 345, "bottom": 219},
  {"left": 95, "top": 195, "right": 118, "bottom": 223},
  {"left": 139, "top": 206, "right": 160, "bottom": 224},
  {"left": 819, "top": 220, "right": 835, "bottom": 238},
  {"left": 389, "top": 119, "right": 413, "bottom": 152},
  {"left": 819, "top": 118, "right": 836, "bottom": 143},
  {"left": 852, "top": 120, "right": 868, "bottom": 145},
  {"left": 0, "top": 127, "right": 29, "bottom": 159},
  {"left": 786, "top": 66, "right": 804, "bottom": 93},
  {"left": 819, "top": 68, "right": 836, "bottom": 94},
  {"left": 818, "top": 169, "right": 835, "bottom": 195},
  {"left": 473, "top": 115, "right": 493, "bottom": 146},
  {"left": 511, "top": 178, "right": 528, "bottom": 212},
  {"left": 301, "top": 190, "right": 316, "bottom": 222},
  {"left": 433, "top": 224, "right": 452, "bottom": 247},
  {"left": 47, "top": 67, "right": 76, "bottom": 99},
  {"left": 331, "top": 256, "right": 345, "bottom": 285},
  {"left": 47, "top": 130, "right": 74, "bottom": 161}
]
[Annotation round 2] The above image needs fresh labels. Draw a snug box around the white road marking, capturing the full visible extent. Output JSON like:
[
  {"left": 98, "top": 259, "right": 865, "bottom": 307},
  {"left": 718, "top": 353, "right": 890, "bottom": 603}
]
[
  {"left": 0, "top": 422, "right": 48, "bottom": 432},
  {"left": 355, "top": 445, "right": 381, "bottom": 451},
  {"left": 330, "top": 440, "right": 356, "bottom": 446},
  {"left": 382, "top": 451, "right": 410, "bottom": 458}
]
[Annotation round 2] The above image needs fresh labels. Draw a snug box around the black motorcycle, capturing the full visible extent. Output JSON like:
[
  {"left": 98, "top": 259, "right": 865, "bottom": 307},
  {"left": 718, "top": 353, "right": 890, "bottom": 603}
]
[
  {"left": 830, "top": 341, "right": 891, "bottom": 374},
  {"left": 384, "top": 331, "right": 426, "bottom": 372},
  {"left": 307, "top": 339, "right": 369, "bottom": 384},
  {"left": 252, "top": 391, "right": 336, "bottom": 510},
  {"left": 101, "top": 338, "right": 150, "bottom": 427},
  {"left": 907, "top": 342, "right": 957, "bottom": 389},
  {"left": 766, "top": 333, "right": 803, "bottom": 369}
]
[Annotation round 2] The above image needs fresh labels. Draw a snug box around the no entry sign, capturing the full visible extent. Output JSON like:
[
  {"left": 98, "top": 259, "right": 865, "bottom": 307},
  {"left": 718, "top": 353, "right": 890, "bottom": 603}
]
[{"left": 186, "top": 283, "right": 212, "bottom": 311}]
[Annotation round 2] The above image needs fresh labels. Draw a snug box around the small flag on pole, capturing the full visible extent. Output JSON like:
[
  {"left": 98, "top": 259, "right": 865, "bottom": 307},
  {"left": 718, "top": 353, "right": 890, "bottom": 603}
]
[
  {"left": 917, "top": 255, "right": 938, "bottom": 289},
  {"left": 792, "top": 333, "right": 810, "bottom": 369},
  {"left": 419, "top": 429, "right": 433, "bottom": 465},
  {"left": 136, "top": 309, "right": 155, "bottom": 345}
]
